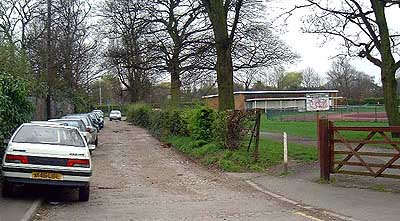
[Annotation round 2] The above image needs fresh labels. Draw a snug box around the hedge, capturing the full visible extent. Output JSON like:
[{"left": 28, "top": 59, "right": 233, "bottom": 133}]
[{"left": 126, "top": 104, "right": 253, "bottom": 150}]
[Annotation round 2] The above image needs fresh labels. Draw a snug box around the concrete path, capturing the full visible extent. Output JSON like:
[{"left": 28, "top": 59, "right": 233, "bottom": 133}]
[
  {"left": 33, "top": 120, "right": 337, "bottom": 221},
  {"left": 250, "top": 174, "right": 400, "bottom": 221},
  {"left": 254, "top": 131, "right": 400, "bottom": 221},
  {"left": 0, "top": 196, "right": 39, "bottom": 221}
]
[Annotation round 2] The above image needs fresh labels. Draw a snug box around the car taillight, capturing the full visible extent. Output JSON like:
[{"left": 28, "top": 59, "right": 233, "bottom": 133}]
[
  {"left": 5, "top": 154, "right": 29, "bottom": 164},
  {"left": 67, "top": 159, "right": 90, "bottom": 168}
]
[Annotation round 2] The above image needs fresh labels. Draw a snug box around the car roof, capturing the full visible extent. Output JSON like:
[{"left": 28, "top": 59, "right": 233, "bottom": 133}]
[
  {"left": 49, "top": 118, "right": 84, "bottom": 122},
  {"left": 30, "top": 121, "right": 65, "bottom": 126},
  {"left": 24, "top": 122, "right": 77, "bottom": 130}
]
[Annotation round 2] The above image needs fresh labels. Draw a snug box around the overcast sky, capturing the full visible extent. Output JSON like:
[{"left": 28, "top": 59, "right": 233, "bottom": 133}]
[{"left": 266, "top": 0, "right": 400, "bottom": 84}]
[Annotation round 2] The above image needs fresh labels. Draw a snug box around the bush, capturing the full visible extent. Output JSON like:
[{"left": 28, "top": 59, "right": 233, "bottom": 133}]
[
  {"left": 0, "top": 72, "right": 33, "bottom": 143},
  {"left": 126, "top": 103, "right": 152, "bottom": 128},
  {"left": 187, "top": 106, "right": 215, "bottom": 141}
]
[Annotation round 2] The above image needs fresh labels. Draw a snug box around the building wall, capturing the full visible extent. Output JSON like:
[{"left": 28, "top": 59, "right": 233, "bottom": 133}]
[{"left": 204, "top": 94, "right": 246, "bottom": 110}]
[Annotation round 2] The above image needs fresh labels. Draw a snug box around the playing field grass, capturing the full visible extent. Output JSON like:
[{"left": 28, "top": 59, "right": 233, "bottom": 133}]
[{"left": 260, "top": 115, "right": 391, "bottom": 140}]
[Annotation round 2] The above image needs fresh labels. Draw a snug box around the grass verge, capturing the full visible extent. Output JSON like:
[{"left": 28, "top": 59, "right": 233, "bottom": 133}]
[{"left": 167, "top": 136, "right": 317, "bottom": 172}]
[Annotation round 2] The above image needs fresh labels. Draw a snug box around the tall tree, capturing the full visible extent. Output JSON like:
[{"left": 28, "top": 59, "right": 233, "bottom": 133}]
[
  {"left": 293, "top": 0, "right": 400, "bottom": 127},
  {"left": 200, "top": 0, "right": 243, "bottom": 110},
  {"left": 146, "top": 0, "right": 212, "bottom": 105}
]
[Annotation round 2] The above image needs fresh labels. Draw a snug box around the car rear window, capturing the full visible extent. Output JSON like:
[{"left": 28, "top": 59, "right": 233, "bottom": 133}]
[
  {"left": 53, "top": 120, "right": 85, "bottom": 132},
  {"left": 13, "top": 125, "right": 85, "bottom": 147},
  {"left": 111, "top": 111, "right": 120, "bottom": 114}
]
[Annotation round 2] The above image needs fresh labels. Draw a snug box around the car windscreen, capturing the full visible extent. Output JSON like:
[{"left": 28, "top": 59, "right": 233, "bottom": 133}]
[
  {"left": 110, "top": 111, "right": 120, "bottom": 114},
  {"left": 53, "top": 120, "right": 85, "bottom": 132},
  {"left": 12, "top": 125, "right": 85, "bottom": 147},
  {"left": 65, "top": 116, "right": 91, "bottom": 127}
]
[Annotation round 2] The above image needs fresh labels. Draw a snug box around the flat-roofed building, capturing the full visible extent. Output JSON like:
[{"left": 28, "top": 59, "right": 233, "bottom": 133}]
[{"left": 202, "top": 90, "right": 342, "bottom": 111}]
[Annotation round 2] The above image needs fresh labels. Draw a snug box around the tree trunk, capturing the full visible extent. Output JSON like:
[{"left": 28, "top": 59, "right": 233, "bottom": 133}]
[
  {"left": 215, "top": 44, "right": 235, "bottom": 110},
  {"left": 170, "top": 72, "right": 181, "bottom": 106},
  {"left": 382, "top": 64, "right": 400, "bottom": 132},
  {"left": 205, "top": 0, "right": 235, "bottom": 111},
  {"left": 169, "top": 58, "right": 181, "bottom": 106}
]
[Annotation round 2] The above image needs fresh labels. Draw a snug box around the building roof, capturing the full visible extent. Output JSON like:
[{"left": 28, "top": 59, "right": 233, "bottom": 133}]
[{"left": 202, "top": 90, "right": 339, "bottom": 99}]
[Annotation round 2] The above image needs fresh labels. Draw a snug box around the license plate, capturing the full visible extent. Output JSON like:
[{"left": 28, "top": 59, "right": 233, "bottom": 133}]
[{"left": 32, "top": 172, "right": 63, "bottom": 180}]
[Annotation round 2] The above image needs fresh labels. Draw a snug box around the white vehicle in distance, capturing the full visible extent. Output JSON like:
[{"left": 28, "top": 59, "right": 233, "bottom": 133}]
[
  {"left": 1, "top": 123, "right": 92, "bottom": 201},
  {"left": 109, "top": 110, "right": 121, "bottom": 121},
  {"left": 49, "top": 119, "right": 95, "bottom": 153}
]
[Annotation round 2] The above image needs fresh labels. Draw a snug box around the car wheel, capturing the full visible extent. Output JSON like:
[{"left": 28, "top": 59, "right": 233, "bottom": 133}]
[
  {"left": 95, "top": 138, "right": 98, "bottom": 146},
  {"left": 110, "top": 119, "right": 112, "bottom": 121},
  {"left": 1, "top": 180, "right": 14, "bottom": 198},
  {"left": 78, "top": 185, "right": 90, "bottom": 202}
]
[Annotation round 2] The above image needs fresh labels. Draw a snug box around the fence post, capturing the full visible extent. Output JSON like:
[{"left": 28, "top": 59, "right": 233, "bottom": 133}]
[
  {"left": 253, "top": 110, "right": 261, "bottom": 162},
  {"left": 283, "top": 132, "right": 288, "bottom": 174},
  {"left": 319, "top": 118, "right": 330, "bottom": 181}
]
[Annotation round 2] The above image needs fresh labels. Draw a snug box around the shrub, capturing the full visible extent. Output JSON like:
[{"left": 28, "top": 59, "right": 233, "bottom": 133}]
[
  {"left": 166, "top": 109, "right": 189, "bottom": 136},
  {"left": 0, "top": 72, "right": 33, "bottom": 144},
  {"left": 126, "top": 103, "right": 152, "bottom": 128},
  {"left": 187, "top": 106, "right": 215, "bottom": 141},
  {"left": 213, "top": 110, "right": 254, "bottom": 150}
]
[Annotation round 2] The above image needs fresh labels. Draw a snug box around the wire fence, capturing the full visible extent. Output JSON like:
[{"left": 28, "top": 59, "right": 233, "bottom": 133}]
[{"left": 265, "top": 105, "right": 388, "bottom": 122}]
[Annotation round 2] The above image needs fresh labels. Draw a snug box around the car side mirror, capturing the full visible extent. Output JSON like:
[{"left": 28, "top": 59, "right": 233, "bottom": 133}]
[
  {"left": 3, "top": 139, "right": 10, "bottom": 144},
  {"left": 88, "top": 144, "right": 96, "bottom": 150},
  {"left": 86, "top": 127, "right": 95, "bottom": 133}
]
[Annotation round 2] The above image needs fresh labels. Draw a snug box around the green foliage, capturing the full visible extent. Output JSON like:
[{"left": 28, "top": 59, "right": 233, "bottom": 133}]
[
  {"left": 126, "top": 103, "right": 152, "bottom": 128},
  {"left": 167, "top": 136, "right": 317, "bottom": 172},
  {"left": 0, "top": 72, "right": 33, "bottom": 141},
  {"left": 187, "top": 106, "right": 215, "bottom": 141},
  {"left": 279, "top": 71, "right": 303, "bottom": 89}
]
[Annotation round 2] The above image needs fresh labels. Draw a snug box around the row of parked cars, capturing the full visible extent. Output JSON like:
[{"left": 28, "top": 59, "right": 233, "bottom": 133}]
[{"left": 1, "top": 110, "right": 106, "bottom": 201}]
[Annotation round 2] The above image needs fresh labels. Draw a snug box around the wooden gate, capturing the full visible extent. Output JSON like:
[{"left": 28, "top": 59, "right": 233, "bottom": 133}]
[{"left": 319, "top": 119, "right": 400, "bottom": 181}]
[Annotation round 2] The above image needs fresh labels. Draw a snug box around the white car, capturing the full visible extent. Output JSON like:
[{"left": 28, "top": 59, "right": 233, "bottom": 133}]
[
  {"left": 1, "top": 123, "right": 93, "bottom": 201},
  {"left": 109, "top": 110, "right": 121, "bottom": 121}
]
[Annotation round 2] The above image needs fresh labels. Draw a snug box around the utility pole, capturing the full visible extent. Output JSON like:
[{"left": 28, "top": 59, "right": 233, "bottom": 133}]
[
  {"left": 99, "top": 80, "right": 102, "bottom": 106},
  {"left": 46, "top": 0, "right": 52, "bottom": 119}
]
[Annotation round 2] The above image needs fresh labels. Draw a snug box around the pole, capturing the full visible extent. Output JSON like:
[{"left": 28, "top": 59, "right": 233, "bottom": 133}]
[
  {"left": 253, "top": 110, "right": 261, "bottom": 162},
  {"left": 319, "top": 119, "right": 330, "bottom": 181},
  {"left": 283, "top": 132, "right": 288, "bottom": 174},
  {"left": 99, "top": 82, "right": 102, "bottom": 106},
  {"left": 46, "top": 0, "right": 52, "bottom": 119}
]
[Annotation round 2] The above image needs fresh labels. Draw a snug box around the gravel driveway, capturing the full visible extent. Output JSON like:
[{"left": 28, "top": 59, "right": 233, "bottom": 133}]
[{"left": 34, "top": 120, "right": 328, "bottom": 221}]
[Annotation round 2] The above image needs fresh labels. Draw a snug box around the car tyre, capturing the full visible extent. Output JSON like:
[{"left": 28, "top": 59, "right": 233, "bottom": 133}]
[
  {"left": 1, "top": 180, "right": 14, "bottom": 198},
  {"left": 78, "top": 185, "right": 90, "bottom": 202},
  {"left": 95, "top": 138, "right": 98, "bottom": 146}
]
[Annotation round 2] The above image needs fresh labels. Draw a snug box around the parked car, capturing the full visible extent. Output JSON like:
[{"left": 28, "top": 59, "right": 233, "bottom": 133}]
[
  {"left": 92, "top": 110, "right": 104, "bottom": 118},
  {"left": 1, "top": 123, "right": 92, "bottom": 201},
  {"left": 91, "top": 112, "right": 104, "bottom": 129},
  {"left": 88, "top": 113, "right": 103, "bottom": 130},
  {"left": 62, "top": 115, "right": 98, "bottom": 146},
  {"left": 109, "top": 110, "right": 121, "bottom": 121},
  {"left": 48, "top": 119, "right": 95, "bottom": 153}
]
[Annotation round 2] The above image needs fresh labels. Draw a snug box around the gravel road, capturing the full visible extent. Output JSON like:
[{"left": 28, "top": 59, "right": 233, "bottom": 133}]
[{"left": 33, "top": 120, "right": 331, "bottom": 221}]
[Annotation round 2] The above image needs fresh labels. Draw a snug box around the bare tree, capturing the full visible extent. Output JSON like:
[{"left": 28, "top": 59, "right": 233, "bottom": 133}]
[
  {"left": 302, "top": 67, "right": 322, "bottom": 89},
  {"left": 291, "top": 0, "right": 400, "bottom": 127},
  {"left": 146, "top": 0, "right": 213, "bottom": 105},
  {"left": 100, "top": 0, "right": 162, "bottom": 102},
  {"left": 326, "top": 58, "right": 358, "bottom": 98}
]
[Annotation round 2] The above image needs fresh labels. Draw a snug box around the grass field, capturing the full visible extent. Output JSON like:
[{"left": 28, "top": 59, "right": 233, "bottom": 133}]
[
  {"left": 260, "top": 115, "right": 391, "bottom": 140},
  {"left": 167, "top": 135, "right": 317, "bottom": 172}
]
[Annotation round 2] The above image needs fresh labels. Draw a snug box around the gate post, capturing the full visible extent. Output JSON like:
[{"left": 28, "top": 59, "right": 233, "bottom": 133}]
[{"left": 319, "top": 118, "right": 330, "bottom": 181}]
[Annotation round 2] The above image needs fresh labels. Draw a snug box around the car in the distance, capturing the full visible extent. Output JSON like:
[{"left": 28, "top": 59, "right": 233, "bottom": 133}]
[
  {"left": 1, "top": 123, "right": 92, "bottom": 201},
  {"left": 109, "top": 110, "right": 121, "bottom": 121}
]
